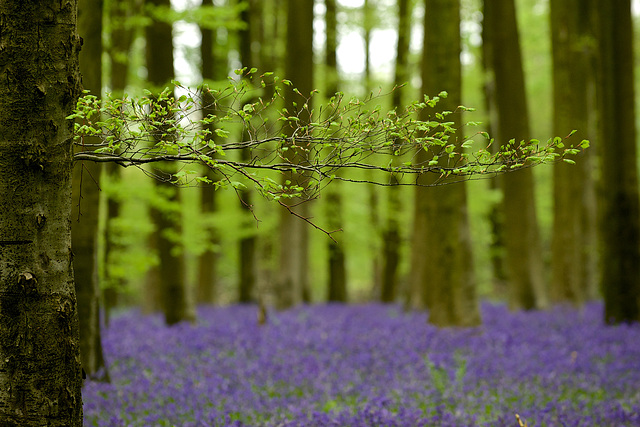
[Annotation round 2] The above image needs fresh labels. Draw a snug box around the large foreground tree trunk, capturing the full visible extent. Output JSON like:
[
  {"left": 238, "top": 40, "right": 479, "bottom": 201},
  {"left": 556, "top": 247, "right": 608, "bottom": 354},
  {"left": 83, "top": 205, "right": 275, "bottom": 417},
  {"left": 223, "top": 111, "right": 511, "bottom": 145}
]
[
  {"left": 410, "top": 0, "right": 480, "bottom": 327},
  {"left": 594, "top": 0, "right": 640, "bottom": 323},
  {"left": 0, "top": 1, "right": 83, "bottom": 425}
]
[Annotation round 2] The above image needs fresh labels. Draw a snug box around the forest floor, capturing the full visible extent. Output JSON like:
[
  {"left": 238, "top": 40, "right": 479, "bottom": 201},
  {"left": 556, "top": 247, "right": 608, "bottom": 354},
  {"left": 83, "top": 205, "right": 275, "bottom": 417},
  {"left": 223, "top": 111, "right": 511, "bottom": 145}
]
[{"left": 83, "top": 302, "right": 640, "bottom": 426}]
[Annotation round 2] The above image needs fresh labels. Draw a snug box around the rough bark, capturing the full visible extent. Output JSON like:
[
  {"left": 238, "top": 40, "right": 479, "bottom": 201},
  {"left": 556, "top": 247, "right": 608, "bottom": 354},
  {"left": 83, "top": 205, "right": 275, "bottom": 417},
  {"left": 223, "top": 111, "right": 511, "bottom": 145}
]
[
  {"left": 0, "top": 1, "right": 83, "bottom": 424},
  {"left": 275, "top": 0, "right": 314, "bottom": 309},
  {"left": 410, "top": 0, "right": 480, "bottom": 327},
  {"left": 484, "top": 0, "right": 547, "bottom": 310},
  {"left": 594, "top": 0, "right": 640, "bottom": 323},
  {"left": 549, "top": 0, "right": 597, "bottom": 305}
]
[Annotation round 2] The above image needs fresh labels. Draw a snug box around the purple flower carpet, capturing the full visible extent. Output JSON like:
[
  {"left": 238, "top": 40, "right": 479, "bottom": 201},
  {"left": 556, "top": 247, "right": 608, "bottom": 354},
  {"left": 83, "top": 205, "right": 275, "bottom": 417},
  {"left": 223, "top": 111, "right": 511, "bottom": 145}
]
[{"left": 83, "top": 302, "right": 640, "bottom": 426}]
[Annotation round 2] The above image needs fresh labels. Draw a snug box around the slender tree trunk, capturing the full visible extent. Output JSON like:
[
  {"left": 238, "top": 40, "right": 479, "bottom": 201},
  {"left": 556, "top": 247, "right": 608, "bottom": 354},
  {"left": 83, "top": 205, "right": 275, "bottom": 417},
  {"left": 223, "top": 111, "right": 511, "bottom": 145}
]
[
  {"left": 380, "top": 0, "right": 410, "bottom": 303},
  {"left": 362, "top": 0, "right": 383, "bottom": 296},
  {"left": 480, "top": 1, "right": 508, "bottom": 298},
  {"left": 0, "top": 1, "right": 83, "bottom": 424},
  {"left": 73, "top": 0, "right": 109, "bottom": 382},
  {"left": 549, "top": 0, "right": 597, "bottom": 305},
  {"left": 594, "top": 0, "right": 640, "bottom": 323},
  {"left": 275, "top": 0, "right": 314, "bottom": 309},
  {"left": 410, "top": 0, "right": 480, "bottom": 327},
  {"left": 196, "top": 0, "right": 221, "bottom": 305},
  {"left": 196, "top": 169, "right": 218, "bottom": 305},
  {"left": 237, "top": 0, "right": 258, "bottom": 304},
  {"left": 324, "top": 0, "right": 348, "bottom": 303},
  {"left": 484, "top": 0, "right": 547, "bottom": 310},
  {"left": 103, "top": 0, "right": 138, "bottom": 321},
  {"left": 145, "top": 0, "right": 193, "bottom": 324}
]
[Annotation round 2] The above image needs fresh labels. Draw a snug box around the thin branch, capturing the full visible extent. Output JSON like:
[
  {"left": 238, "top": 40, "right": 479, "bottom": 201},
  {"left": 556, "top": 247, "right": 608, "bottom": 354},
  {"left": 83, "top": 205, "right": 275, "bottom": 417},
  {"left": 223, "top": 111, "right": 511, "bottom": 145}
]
[{"left": 68, "top": 73, "right": 588, "bottom": 228}]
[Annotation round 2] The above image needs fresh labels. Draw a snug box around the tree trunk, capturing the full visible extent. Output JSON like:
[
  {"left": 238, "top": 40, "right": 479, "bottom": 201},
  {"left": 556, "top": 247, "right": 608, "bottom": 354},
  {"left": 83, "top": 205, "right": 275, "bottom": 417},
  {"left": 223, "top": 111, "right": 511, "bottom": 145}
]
[
  {"left": 196, "top": 0, "right": 221, "bottom": 305},
  {"left": 480, "top": 0, "right": 508, "bottom": 298},
  {"left": 410, "top": 0, "right": 480, "bottom": 327},
  {"left": 73, "top": 0, "right": 109, "bottom": 382},
  {"left": 237, "top": 0, "right": 259, "bottom": 304},
  {"left": 275, "top": 0, "right": 314, "bottom": 309},
  {"left": 324, "top": 0, "right": 348, "bottom": 303},
  {"left": 594, "top": 0, "right": 640, "bottom": 323},
  {"left": 0, "top": 1, "right": 83, "bottom": 424},
  {"left": 484, "top": 0, "right": 547, "bottom": 310},
  {"left": 549, "top": 0, "right": 597, "bottom": 305},
  {"left": 103, "top": 0, "right": 139, "bottom": 322},
  {"left": 145, "top": 0, "right": 193, "bottom": 324},
  {"left": 362, "top": 0, "right": 383, "bottom": 297},
  {"left": 380, "top": 0, "right": 410, "bottom": 303}
]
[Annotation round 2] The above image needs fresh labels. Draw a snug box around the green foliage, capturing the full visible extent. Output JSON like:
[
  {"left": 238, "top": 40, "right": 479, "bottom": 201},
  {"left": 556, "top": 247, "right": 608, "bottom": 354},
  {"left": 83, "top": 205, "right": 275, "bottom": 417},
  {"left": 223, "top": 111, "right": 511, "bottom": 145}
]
[{"left": 69, "top": 69, "right": 587, "bottom": 205}]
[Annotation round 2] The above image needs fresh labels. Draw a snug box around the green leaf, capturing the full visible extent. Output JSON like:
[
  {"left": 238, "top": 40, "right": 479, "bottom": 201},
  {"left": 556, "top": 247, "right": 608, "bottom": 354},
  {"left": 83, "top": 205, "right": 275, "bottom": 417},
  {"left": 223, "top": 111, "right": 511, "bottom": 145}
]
[{"left": 215, "top": 129, "right": 229, "bottom": 138}]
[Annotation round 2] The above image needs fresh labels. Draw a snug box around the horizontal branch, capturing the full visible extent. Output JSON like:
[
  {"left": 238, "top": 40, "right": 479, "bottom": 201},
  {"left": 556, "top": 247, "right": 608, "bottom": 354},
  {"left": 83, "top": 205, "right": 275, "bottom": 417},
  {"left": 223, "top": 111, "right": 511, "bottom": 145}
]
[
  {"left": 73, "top": 146, "right": 542, "bottom": 184},
  {"left": 69, "top": 74, "right": 588, "bottom": 200}
]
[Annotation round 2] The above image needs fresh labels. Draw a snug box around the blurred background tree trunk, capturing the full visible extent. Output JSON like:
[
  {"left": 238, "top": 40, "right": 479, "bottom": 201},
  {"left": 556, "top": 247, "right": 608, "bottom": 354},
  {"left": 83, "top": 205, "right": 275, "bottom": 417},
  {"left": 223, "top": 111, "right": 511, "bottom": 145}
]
[
  {"left": 237, "top": 0, "right": 259, "bottom": 304},
  {"left": 380, "top": 0, "right": 411, "bottom": 304},
  {"left": 484, "top": 0, "right": 547, "bottom": 310},
  {"left": 74, "top": 0, "right": 109, "bottom": 380},
  {"left": 275, "top": 0, "right": 314, "bottom": 309},
  {"left": 103, "top": 0, "right": 138, "bottom": 324},
  {"left": 145, "top": 0, "right": 194, "bottom": 324},
  {"left": 593, "top": 0, "right": 640, "bottom": 323},
  {"left": 362, "top": 0, "right": 384, "bottom": 297},
  {"left": 549, "top": 0, "right": 597, "bottom": 305},
  {"left": 480, "top": 0, "right": 507, "bottom": 298},
  {"left": 196, "top": 0, "right": 222, "bottom": 305},
  {"left": 409, "top": 0, "right": 480, "bottom": 327},
  {"left": 324, "top": 0, "right": 348, "bottom": 303}
]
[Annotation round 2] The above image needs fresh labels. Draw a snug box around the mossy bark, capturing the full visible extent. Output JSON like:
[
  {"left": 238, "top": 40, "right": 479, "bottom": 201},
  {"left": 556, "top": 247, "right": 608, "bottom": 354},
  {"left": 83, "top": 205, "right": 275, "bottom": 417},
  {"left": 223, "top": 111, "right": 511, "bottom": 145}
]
[{"left": 0, "top": 0, "right": 83, "bottom": 425}]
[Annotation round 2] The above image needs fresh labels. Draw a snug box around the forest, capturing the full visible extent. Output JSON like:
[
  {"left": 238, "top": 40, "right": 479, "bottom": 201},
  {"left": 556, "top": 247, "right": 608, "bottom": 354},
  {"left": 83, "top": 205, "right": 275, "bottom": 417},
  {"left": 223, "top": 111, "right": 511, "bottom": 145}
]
[{"left": 0, "top": 0, "right": 639, "bottom": 425}]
